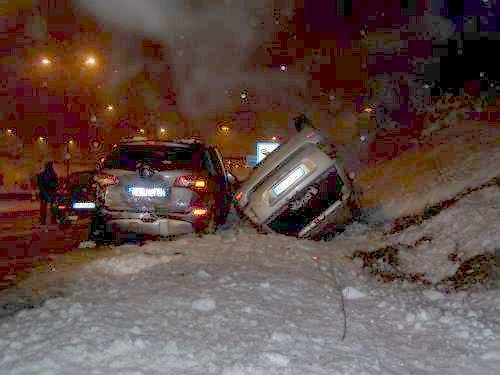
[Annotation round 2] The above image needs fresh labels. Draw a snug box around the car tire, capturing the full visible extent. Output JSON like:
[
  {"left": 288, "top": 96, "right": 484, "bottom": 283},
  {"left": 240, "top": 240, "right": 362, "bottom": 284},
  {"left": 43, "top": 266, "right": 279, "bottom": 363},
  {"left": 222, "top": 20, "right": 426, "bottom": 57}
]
[{"left": 89, "top": 213, "right": 111, "bottom": 245}]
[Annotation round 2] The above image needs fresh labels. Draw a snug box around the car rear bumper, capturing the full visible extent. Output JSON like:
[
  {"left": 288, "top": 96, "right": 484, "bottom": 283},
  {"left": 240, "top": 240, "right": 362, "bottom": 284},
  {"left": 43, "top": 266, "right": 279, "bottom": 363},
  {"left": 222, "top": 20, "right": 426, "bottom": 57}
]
[
  {"left": 106, "top": 218, "right": 194, "bottom": 237},
  {"left": 100, "top": 209, "right": 201, "bottom": 237}
]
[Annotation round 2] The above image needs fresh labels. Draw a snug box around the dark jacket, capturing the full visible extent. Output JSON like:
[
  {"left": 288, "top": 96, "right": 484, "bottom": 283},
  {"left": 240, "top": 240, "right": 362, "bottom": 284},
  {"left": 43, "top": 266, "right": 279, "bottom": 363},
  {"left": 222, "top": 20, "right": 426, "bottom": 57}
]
[{"left": 37, "top": 164, "right": 58, "bottom": 202}]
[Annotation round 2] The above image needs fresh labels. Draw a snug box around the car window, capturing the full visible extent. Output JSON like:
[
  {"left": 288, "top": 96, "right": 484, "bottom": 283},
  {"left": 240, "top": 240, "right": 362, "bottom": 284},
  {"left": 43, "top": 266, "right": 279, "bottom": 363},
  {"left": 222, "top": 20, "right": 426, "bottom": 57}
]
[
  {"left": 201, "top": 151, "right": 217, "bottom": 176},
  {"left": 103, "top": 145, "right": 200, "bottom": 171}
]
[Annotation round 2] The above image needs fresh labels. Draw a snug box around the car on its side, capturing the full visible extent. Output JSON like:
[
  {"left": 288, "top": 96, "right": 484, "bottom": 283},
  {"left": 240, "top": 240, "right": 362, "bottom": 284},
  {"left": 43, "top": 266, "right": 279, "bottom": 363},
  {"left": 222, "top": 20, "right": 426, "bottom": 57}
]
[
  {"left": 91, "top": 138, "right": 233, "bottom": 242},
  {"left": 233, "top": 115, "right": 358, "bottom": 240}
]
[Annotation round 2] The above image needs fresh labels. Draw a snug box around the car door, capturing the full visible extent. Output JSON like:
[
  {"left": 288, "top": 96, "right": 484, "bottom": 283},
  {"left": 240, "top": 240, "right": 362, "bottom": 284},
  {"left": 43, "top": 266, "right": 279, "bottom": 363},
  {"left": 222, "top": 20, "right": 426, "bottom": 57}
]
[{"left": 208, "top": 147, "right": 231, "bottom": 221}]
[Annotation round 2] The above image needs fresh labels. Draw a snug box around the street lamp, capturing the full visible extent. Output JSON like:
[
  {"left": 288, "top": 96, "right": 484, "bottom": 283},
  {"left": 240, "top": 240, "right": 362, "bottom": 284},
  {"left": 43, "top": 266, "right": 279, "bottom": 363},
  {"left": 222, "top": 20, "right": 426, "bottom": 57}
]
[
  {"left": 84, "top": 56, "right": 97, "bottom": 67},
  {"left": 106, "top": 105, "right": 114, "bottom": 112},
  {"left": 41, "top": 57, "right": 52, "bottom": 66}
]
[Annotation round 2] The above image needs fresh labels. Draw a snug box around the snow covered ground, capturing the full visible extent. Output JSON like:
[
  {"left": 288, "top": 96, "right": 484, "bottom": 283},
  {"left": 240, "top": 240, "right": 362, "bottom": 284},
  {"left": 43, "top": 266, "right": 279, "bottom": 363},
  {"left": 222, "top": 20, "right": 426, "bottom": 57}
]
[
  {"left": 0, "top": 203, "right": 499, "bottom": 374},
  {"left": 0, "top": 120, "right": 498, "bottom": 374}
]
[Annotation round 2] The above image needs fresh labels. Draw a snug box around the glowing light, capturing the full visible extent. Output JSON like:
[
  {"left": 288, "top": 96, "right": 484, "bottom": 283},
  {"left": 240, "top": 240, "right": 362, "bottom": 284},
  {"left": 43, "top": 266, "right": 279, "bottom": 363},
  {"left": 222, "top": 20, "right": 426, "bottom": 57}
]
[
  {"left": 68, "top": 139, "right": 74, "bottom": 145},
  {"left": 192, "top": 208, "right": 208, "bottom": 216},
  {"left": 220, "top": 126, "right": 230, "bottom": 132},
  {"left": 139, "top": 129, "right": 145, "bottom": 134},
  {"left": 240, "top": 93, "right": 247, "bottom": 100},
  {"left": 41, "top": 57, "right": 52, "bottom": 66},
  {"left": 38, "top": 136, "right": 45, "bottom": 142},
  {"left": 280, "top": 64, "right": 287, "bottom": 71},
  {"left": 106, "top": 105, "right": 114, "bottom": 111},
  {"left": 271, "top": 136, "right": 278, "bottom": 141},
  {"left": 6, "top": 129, "right": 13, "bottom": 135},
  {"left": 84, "top": 56, "right": 97, "bottom": 66},
  {"left": 364, "top": 107, "right": 373, "bottom": 113},
  {"left": 160, "top": 128, "right": 166, "bottom": 134}
]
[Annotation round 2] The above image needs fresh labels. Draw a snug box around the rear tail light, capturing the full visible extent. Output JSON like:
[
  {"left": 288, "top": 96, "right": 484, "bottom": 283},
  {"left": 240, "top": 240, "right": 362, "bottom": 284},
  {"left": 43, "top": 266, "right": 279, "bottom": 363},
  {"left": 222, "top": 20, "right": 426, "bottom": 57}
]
[
  {"left": 174, "top": 176, "right": 208, "bottom": 191},
  {"left": 192, "top": 208, "right": 208, "bottom": 217},
  {"left": 95, "top": 173, "right": 119, "bottom": 189},
  {"left": 58, "top": 205, "right": 66, "bottom": 210}
]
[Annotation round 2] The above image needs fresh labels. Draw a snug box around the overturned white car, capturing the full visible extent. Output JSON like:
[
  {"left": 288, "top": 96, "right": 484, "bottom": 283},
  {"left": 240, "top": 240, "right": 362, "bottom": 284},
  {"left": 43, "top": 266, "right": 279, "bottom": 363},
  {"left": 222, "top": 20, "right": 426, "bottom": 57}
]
[{"left": 234, "top": 115, "right": 358, "bottom": 240}]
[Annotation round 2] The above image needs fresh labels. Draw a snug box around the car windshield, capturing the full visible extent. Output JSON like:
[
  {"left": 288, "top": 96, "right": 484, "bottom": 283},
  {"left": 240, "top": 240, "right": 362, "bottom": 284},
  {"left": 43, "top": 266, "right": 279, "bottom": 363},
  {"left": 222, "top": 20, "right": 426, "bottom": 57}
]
[{"left": 102, "top": 145, "right": 199, "bottom": 171}]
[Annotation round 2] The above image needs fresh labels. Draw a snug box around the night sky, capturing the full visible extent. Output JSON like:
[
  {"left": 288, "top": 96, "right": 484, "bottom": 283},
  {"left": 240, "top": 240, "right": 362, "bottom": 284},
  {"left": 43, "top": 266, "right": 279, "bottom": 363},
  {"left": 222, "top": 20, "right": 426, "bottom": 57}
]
[{"left": 0, "top": 1, "right": 498, "bottom": 152}]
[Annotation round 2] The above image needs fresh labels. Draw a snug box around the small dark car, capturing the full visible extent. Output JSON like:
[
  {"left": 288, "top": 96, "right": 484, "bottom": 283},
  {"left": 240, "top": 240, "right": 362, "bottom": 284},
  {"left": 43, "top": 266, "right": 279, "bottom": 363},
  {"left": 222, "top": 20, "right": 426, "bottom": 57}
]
[{"left": 54, "top": 170, "right": 97, "bottom": 224}]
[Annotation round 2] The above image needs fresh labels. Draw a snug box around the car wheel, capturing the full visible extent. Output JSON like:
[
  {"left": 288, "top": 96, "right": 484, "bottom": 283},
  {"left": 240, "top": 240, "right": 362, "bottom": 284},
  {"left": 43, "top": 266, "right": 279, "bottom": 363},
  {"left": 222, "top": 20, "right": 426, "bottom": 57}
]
[{"left": 89, "top": 213, "right": 111, "bottom": 244}]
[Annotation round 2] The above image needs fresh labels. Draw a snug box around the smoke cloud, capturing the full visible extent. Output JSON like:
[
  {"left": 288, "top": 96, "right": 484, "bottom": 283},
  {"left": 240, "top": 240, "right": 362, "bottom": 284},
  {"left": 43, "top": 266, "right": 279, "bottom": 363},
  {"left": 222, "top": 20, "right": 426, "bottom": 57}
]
[{"left": 76, "top": 0, "right": 306, "bottom": 124}]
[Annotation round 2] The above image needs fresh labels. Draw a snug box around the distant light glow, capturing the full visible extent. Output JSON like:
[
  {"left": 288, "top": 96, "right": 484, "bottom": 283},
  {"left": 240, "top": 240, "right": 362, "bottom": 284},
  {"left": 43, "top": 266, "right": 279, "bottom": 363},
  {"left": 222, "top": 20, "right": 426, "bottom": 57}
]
[
  {"left": 85, "top": 56, "right": 97, "bottom": 66},
  {"left": 41, "top": 58, "right": 51, "bottom": 66},
  {"left": 271, "top": 136, "right": 278, "bottom": 141},
  {"left": 221, "top": 126, "right": 230, "bottom": 132},
  {"left": 38, "top": 136, "right": 45, "bottom": 142},
  {"left": 240, "top": 93, "right": 247, "bottom": 100},
  {"left": 68, "top": 140, "right": 74, "bottom": 145},
  {"left": 160, "top": 128, "right": 166, "bottom": 134},
  {"left": 364, "top": 107, "right": 373, "bottom": 113},
  {"left": 280, "top": 64, "right": 287, "bottom": 71},
  {"left": 139, "top": 129, "right": 145, "bottom": 134},
  {"left": 106, "top": 105, "right": 114, "bottom": 111},
  {"left": 6, "top": 129, "right": 13, "bottom": 135}
]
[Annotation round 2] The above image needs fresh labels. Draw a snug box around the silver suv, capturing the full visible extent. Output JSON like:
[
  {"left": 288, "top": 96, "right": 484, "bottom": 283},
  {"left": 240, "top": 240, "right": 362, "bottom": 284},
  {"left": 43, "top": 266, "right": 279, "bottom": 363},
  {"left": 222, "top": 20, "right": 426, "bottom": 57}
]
[
  {"left": 91, "top": 138, "right": 232, "bottom": 242},
  {"left": 234, "top": 117, "right": 356, "bottom": 240}
]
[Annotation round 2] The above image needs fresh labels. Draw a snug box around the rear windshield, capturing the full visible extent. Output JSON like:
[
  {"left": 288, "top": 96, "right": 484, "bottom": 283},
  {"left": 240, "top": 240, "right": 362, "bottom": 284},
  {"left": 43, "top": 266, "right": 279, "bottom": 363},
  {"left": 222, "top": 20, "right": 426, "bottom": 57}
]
[{"left": 103, "top": 145, "right": 200, "bottom": 171}]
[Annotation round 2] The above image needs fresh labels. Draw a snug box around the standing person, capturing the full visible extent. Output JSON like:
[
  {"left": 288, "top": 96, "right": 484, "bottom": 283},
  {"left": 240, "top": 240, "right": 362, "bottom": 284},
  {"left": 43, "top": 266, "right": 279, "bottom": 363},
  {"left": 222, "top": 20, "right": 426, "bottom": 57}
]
[{"left": 37, "top": 161, "right": 58, "bottom": 225}]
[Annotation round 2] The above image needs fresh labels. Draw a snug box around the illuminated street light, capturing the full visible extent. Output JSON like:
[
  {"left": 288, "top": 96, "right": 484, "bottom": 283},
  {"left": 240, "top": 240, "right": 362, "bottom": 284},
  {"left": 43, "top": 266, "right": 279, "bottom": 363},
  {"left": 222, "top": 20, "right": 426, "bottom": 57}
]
[
  {"left": 363, "top": 107, "right": 373, "bottom": 113},
  {"left": 280, "top": 64, "right": 287, "bottom": 72},
  {"left": 271, "top": 136, "right": 278, "bottom": 141},
  {"left": 38, "top": 136, "right": 45, "bottom": 143},
  {"left": 41, "top": 57, "right": 52, "bottom": 66},
  {"left": 106, "top": 105, "right": 114, "bottom": 112},
  {"left": 160, "top": 128, "right": 166, "bottom": 134},
  {"left": 68, "top": 139, "right": 74, "bottom": 145},
  {"left": 240, "top": 93, "right": 247, "bottom": 100},
  {"left": 84, "top": 56, "right": 97, "bottom": 67},
  {"left": 139, "top": 128, "right": 145, "bottom": 134},
  {"left": 220, "top": 125, "right": 230, "bottom": 132}
]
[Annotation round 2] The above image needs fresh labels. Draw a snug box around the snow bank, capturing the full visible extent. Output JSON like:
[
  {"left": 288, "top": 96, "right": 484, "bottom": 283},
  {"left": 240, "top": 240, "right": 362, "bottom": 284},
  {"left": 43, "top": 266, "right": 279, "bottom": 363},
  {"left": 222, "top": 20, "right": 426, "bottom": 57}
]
[
  {"left": 0, "top": 226, "right": 499, "bottom": 374},
  {"left": 357, "top": 121, "right": 500, "bottom": 221},
  {"left": 89, "top": 252, "right": 173, "bottom": 277}
]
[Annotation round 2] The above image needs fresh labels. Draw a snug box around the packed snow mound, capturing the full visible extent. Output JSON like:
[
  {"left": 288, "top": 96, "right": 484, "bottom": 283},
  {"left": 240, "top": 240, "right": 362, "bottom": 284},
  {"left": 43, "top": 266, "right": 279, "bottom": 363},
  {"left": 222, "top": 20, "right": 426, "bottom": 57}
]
[
  {"left": 1, "top": 227, "right": 500, "bottom": 374},
  {"left": 357, "top": 121, "right": 500, "bottom": 221},
  {"left": 89, "top": 252, "right": 173, "bottom": 276},
  {"left": 334, "top": 184, "right": 500, "bottom": 285}
]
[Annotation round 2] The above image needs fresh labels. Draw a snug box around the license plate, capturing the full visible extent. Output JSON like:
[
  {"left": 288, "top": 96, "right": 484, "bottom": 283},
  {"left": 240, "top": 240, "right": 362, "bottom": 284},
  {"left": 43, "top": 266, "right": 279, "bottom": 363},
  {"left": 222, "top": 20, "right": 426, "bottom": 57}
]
[
  {"left": 128, "top": 186, "right": 167, "bottom": 198},
  {"left": 272, "top": 166, "right": 306, "bottom": 196},
  {"left": 72, "top": 202, "right": 96, "bottom": 209}
]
